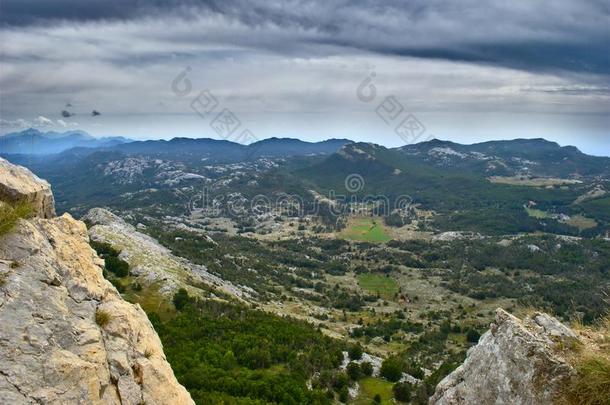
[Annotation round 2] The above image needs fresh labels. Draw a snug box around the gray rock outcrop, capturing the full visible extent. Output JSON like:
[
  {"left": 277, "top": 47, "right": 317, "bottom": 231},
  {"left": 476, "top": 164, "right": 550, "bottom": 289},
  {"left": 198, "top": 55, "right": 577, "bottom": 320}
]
[
  {"left": 430, "top": 308, "right": 578, "bottom": 405},
  {"left": 0, "top": 157, "right": 55, "bottom": 218},
  {"left": 0, "top": 159, "right": 193, "bottom": 404},
  {"left": 83, "top": 207, "right": 250, "bottom": 299}
]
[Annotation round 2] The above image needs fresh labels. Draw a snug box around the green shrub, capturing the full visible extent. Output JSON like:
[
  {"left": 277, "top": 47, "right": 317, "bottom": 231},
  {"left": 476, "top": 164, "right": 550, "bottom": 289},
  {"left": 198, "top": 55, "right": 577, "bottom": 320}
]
[
  {"left": 380, "top": 357, "right": 403, "bottom": 382},
  {"left": 346, "top": 362, "right": 362, "bottom": 381},
  {"left": 90, "top": 241, "right": 120, "bottom": 257},
  {"left": 90, "top": 241, "right": 130, "bottom": 278},
  {"left": 105, "top": 256, "right": 129, "bottom": 277},
  {"left": 466, "top": 328, "right": 481, "bottom": 343},
  {"left": 361, "top": 361, "right": 374, "bottom": 376},
  {"left": 348, "top": 344, "right": 363, "bottom": 360},
  {"left": 172, "top": 288, "right": 190, "bottom": 310},
  {"left": 0, "top": 201, "right": 33, "bottom": 237},
  {"left": 393, "top": 382, "right": 412, "bottom": 402}
]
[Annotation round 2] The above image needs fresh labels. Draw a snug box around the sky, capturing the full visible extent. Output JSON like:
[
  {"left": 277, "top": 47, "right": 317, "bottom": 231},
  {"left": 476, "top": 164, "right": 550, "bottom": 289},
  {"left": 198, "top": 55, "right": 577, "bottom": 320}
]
[{"left": 0, "top": 0, "right": 609, "bottom": 155}]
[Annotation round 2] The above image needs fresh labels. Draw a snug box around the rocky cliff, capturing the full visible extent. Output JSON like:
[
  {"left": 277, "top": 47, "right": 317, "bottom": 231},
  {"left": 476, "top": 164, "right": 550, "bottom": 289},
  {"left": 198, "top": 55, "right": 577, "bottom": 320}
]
[
  {"left": 0, "top": 159, "right": 193, "bottom": 404},
  {"left": 430, "top": 309, "right": 580, "bottom": 405},
  {"left": 0, "top": 157, "right": 55, "bottom": 218}
]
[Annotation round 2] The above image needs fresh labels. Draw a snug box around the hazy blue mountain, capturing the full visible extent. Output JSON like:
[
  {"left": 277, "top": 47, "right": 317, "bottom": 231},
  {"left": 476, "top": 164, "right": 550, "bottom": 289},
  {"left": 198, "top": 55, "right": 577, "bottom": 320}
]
[
  {"left": 0, "top": 128, "right": 130, "bottom": 155},
  {"left": 107, "top": 137, "right": 352, "bottom": 161}
]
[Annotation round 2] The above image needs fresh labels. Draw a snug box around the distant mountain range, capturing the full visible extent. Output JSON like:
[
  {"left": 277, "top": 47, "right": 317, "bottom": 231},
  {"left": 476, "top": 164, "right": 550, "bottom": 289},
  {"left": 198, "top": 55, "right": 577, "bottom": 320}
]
[
  {"left": 0, "top": 128, "right": 131, "bottom": 155},
  {"left": 0, "top": 129, "right": 351, "bottom": 159},
  {"left": 109, "top": 136, "right": 352, "bottom": 160},
  {"left": 2, "top": 131, "right": 608, "bottom": 236},
  {"left": 2, "top": 129, "right": 608, "bottom": 176}
]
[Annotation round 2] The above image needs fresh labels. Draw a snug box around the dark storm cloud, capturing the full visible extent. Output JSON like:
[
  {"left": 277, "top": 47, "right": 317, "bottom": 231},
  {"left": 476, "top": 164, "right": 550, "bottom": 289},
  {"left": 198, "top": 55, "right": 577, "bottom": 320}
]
[{"left": 2, "top": 0, "right": 608, "bottom": 75}]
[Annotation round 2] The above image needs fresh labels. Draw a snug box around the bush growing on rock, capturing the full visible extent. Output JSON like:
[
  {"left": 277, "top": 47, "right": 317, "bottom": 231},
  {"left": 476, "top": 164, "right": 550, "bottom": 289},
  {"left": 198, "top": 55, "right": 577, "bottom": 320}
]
[{"left": 95, "top": 309, "right": 112, "bottom": 327}]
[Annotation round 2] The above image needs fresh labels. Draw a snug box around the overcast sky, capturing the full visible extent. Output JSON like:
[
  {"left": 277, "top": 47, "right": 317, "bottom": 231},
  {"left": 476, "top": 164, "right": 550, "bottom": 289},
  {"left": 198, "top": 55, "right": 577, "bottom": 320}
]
[{"left": 1, "top": 0, "right": 608, "bottom": 155}]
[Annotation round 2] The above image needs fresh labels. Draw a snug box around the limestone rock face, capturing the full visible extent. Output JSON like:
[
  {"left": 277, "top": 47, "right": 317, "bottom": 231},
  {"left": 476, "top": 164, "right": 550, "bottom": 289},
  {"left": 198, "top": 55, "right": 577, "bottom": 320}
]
[
  {"left": 83, "top": 207, "right": 251, "bottom": 299},
  {"left": 0, "top": 157, "right": 55, "bottom": 218},
  {"left": 0, "top": 160, "right": 193, "bottom": 404},
  {"left": 430, "top": 309, "right": 577, "bottom": 405}
]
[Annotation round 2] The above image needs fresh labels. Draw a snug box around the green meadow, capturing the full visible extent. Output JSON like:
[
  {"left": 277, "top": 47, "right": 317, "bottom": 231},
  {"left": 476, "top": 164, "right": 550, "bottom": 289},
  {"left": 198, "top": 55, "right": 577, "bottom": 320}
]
[{"left": 339, "top": 217, "right": 391, "bottom": 243}]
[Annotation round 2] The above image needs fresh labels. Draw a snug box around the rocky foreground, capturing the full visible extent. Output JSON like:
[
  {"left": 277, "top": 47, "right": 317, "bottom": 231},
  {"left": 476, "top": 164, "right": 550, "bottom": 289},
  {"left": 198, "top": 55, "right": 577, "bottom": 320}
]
[
  {"left": 431, "top": 309, "right": 584, "bottom": 404},
  {"left": 0, "top": 159, "right": 193, "bottom": 404}
]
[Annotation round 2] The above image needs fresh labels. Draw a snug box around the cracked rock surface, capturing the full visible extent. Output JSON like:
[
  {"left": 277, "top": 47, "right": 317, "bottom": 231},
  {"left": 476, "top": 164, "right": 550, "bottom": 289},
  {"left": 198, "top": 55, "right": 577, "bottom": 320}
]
[
  {"left": 0, "top": 160, "right": 193, "bottom": 405},
  {"left": 430, "top": 308, "right": 577, "bottom": 405},
  {"left": 0, "top": 157, "right": 55, "bottom": 218}
]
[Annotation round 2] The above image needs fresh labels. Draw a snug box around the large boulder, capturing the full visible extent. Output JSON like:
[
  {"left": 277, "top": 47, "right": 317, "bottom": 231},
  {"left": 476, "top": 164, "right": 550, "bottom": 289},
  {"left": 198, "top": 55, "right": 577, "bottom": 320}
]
[
  {"left": 0, "top": 157, "right": 55, "bottom": 218},
  {"left": 430, "top": 309, "right": 578, "bottom": 405}
]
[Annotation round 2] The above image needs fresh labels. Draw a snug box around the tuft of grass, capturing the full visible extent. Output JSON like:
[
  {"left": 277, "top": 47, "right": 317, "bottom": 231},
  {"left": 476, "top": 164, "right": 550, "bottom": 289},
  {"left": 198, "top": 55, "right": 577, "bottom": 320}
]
[
  {"left": 0, "top": 200, "right": 34, "bottom": 237},
  {"left": 562, "top": 316, "right": 610, "bottom": 405},
  {"left": 144, "top": 347, "right": 155, "bottom": 359},
  {"left": 95, "top": 309, "right": 112, "bottom": 328},
  {"left": 0, "top": 272, "right": 6, "bottom": 287},
  {"left": 564, "top": 356, "right": 610, "bottom": 405}
]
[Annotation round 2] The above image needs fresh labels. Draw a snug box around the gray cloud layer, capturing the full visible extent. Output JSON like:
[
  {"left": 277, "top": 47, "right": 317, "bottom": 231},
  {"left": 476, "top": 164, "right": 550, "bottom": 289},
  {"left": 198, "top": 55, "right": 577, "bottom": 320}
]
[
  {"left": 0, "top": 0, "right": 608, "bottom": 154},
  {"left": 2, "top": 0, "right": 609, "bottom": 74}
]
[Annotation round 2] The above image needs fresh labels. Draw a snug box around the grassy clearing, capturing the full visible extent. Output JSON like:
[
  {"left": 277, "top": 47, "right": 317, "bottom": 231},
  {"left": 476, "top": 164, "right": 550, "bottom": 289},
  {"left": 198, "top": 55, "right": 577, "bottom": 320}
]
[
  {"left": 0, "top": 201, "right": 33, "bottom": 237},
  {"left": 563, "top": 215, "right": 597, "bottom": 231},
  {"left": 489, "top": 176, "right": 581, "bottom": 187},
  {"left": 123, "top": 282, "right": 175, "bottom": 320},
  {"left": 357, "top": 273, "right": 398, "bottom": 299},
  {"left": 354, "top": 377, "right": 394, "bottom": 405},
  {"left": 525, "top": 207, "right": 551, "bottom": 219},
  {"left": 340, "top": 217, "right": 391, "bottom": 243}
]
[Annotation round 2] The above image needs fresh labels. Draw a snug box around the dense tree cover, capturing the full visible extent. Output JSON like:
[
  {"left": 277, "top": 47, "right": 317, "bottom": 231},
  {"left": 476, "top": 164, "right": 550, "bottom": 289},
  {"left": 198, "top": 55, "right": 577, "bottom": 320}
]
[
  {"left": 296, "top": 144, "right": 609, "bottom": 235},
  {"left": 391, "top": 236, "right": 610, "bottom": 324},
  {"left": 149, "top": 295, "right": 346, "bottom": 404},
  {"left": 351, "top": 318, "right": 424, "bottom": 339}
]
